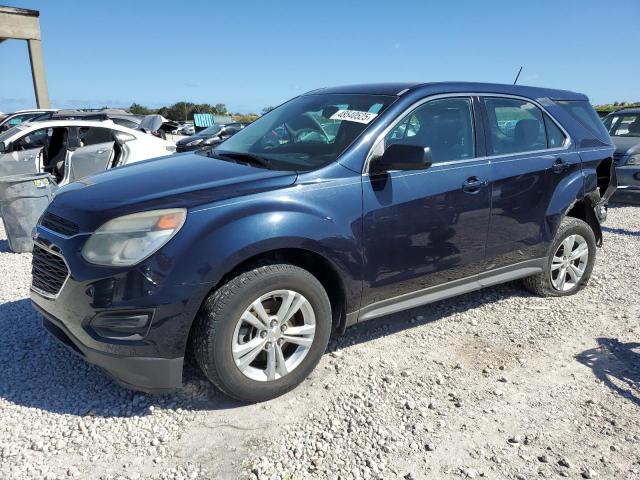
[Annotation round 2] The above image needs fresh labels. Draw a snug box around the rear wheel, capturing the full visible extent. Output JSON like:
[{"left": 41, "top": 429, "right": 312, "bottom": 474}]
[
  {"left": 523, "top": 217, "right": 596, "bottom": 297},
  {"left": 192, "top": 263, "right": 331, "bottom": 402}
]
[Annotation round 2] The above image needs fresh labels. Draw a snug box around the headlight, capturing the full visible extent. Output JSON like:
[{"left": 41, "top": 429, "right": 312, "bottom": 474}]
[
  {"left": 186, "top": 138, "right": 203, "bottom": 147},
  {"left": 627, "top": 154, "right": 640, "bottom": 166},
  {"left": 82, "top": 209, "right": 187, "bottom": 266}
]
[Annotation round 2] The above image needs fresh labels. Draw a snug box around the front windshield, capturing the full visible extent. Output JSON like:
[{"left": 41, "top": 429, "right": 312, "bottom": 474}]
[
  {"left": 0, "top": 124, "right": 27, "bottom": 143},
  {"left": 205, "top": 93, "right": 397, "bottom": 171},
  {"left": 604, "top": 113, "right": 640, "bottom": 137},
  {"left": 200, "top": 124, "right": 222, "bottom": 136}
]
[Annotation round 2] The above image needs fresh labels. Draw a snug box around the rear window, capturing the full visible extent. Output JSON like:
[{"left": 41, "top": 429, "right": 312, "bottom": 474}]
[{"left": 556, "top": 101, "right": 610, "bottom": 141}]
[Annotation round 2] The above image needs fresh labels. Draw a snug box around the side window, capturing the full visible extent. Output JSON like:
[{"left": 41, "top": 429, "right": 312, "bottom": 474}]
[
  {"left": 78, "top": 127, "right": 113, "bottom": 147},
  {"left": 13, "top": 128, "right": 49, "bottom": 150},
  {"left": 544, "top": 115, "right": 566, "bottom": 148},
  {"left": 484, "top": 98, "right": 547, "bottom": 155},
  {"left": 384, "top": 97, "right": 475, "bottom": 163}
]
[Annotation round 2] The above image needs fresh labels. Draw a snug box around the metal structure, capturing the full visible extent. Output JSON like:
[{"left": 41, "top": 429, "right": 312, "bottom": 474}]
[{"left": 0, "top": 6, "right": 49, "bottom": 108}]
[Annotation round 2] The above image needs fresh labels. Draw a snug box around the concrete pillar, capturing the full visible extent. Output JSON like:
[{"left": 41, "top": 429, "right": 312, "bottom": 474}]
[{"left": 27, "top": 39, "right": 49, "bottom": 108}]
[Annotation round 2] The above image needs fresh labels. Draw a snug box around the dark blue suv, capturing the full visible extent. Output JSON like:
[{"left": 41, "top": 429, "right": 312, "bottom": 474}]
[{"left": 30, "top": 82, "right": 617, "bottom": 402}]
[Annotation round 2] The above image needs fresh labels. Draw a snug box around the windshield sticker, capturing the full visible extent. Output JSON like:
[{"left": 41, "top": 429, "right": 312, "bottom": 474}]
[{"left": 329, "top": 110, "right": 378, "bottom": 124}]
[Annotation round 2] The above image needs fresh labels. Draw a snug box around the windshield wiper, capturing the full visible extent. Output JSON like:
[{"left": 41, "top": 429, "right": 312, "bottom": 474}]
[{"left": 212, "top": 150, "right": 271, "bottom": 169}]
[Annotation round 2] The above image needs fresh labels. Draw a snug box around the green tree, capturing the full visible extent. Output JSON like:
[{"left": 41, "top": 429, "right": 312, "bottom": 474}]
[{"left": 129, "top": 103, "right": 154, "bottom": 115}]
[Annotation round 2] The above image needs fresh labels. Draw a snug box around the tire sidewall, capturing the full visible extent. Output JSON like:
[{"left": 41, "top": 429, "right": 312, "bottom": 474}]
[
  {"left": 209, "top": 267, "right": 331, "bottom": 402},
  {"left": 543, "top": 220, "right": 596, "bottom": 296}
]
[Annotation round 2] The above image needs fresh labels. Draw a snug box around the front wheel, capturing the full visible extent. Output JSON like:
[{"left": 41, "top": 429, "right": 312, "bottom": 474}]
[
  {"left": 523, "top": 217, "right": 596, "bottom": 297},
  {"left": 192, "top": 264, "right": 332, "bottom": 402}
]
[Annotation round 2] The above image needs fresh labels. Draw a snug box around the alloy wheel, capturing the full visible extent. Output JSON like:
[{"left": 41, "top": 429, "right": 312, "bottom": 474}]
[
  {"left": 231, "top": 290, "right": 316, "bottom": 382},
  {"left": 550, "top": 234, "right": 589, "bottom": 292}
]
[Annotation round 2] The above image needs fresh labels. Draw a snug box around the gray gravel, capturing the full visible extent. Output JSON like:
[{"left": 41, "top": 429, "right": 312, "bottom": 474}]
[{"left": 1, "top": 203, "right": 639, "bottom": 479}]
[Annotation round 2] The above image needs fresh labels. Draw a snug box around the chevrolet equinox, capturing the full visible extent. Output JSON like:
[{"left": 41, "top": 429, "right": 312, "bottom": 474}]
[{"left": 31, "top": 82, "right": 617, "bottom": 402}]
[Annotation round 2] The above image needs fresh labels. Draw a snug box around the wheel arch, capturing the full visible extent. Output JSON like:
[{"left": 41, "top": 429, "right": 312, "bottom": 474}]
[
  {"left": 184, "top": 246, "right": 351, "bottom": 363},
  {"left": 564, "top": 197, "right": 602, "bottom": 247}
]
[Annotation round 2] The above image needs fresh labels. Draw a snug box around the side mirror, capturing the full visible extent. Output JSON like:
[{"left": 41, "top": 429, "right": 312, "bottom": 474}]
[{"left": 370, "top": 144, "right": 432, "bottom": 174}]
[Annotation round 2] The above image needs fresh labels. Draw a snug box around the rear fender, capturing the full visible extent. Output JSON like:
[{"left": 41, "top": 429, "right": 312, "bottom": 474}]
[{"left": 545, "top": 168, "right": 585, "bottom": 240}]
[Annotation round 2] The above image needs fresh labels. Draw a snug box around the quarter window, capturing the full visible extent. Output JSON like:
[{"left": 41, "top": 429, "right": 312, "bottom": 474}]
[
  {"left": 384, "top": 97, "right": 475, "bottom": 163},
  {"left": 544, "top": 115, "right": 567, "bottom": 148}
]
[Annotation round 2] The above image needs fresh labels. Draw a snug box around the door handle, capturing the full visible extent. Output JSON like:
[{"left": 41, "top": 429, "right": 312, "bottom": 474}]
[
  {"left": 24, "top": 156, "right": 35, "bottom": 161},
  {"left": 552, "top": 158, "right": 570, "bottom": 174},
  {"left": 96, "top": 149, "right": 109, "bottom": 155},
  {"left": 462, "top": 176, "right": 488, "bottom": 194}
]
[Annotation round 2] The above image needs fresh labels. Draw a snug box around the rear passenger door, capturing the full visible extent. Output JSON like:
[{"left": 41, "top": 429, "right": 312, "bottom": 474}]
[
  {"left": 481, "top": 96, "right": 580, "bottom": 269},
  {"left": 66, "top": 126, "right": 115, "bottom": 182}
]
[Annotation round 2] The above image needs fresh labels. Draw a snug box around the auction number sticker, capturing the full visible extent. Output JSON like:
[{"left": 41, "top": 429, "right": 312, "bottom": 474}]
[
  {"left": 33, "top": 178, "right": 49, "bottom": 188},
  {"left": 330, "top": 110, "right": 378, "bottom": 124}
]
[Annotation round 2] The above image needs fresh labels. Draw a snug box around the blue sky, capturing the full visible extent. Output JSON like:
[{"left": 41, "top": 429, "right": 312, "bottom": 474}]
[{"left": 1, "top": 0, "right": 638, "bottom": 114}]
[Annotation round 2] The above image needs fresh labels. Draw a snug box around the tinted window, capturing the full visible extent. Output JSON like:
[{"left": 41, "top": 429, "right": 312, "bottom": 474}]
[
  {"left": 557, "top": 101, "right": 610, "bottom": 141},
  {"left": 215, "top": 93, "right": 397, "bottom": 171},
  {"left": 484, "top": 98, "right": 547, "bottom": 154},
  {"left": 544, "top": 115, "right": 566, "bottom": 148},
  {"left": 385, "top": 97, "right": 475, "bottom": 162},
  {"left": 78, "top": 127, "right": 113, "bottom": 146}
]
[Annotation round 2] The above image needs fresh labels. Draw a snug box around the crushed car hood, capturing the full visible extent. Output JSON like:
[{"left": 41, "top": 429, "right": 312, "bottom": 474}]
[{"left": 49, "top": 152, "right": 297, "bottom": 229}]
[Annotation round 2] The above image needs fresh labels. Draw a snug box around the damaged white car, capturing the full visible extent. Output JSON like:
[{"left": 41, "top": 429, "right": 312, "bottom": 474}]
[{"left": 0, "top": 119, "right": 176, "bottom": 185}]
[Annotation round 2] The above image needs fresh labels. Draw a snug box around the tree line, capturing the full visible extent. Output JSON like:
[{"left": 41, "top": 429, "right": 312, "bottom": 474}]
[{"left": 128, "top": 102, "right": 277, "bottom": 123}]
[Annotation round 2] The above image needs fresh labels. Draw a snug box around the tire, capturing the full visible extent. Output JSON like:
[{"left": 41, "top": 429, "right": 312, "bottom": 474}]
[
  {"left": 523, "top": 217, "right": 596, "bottom": 297},
  {"left": 192, "top": 263, "right": 332, "bottom": 402}
]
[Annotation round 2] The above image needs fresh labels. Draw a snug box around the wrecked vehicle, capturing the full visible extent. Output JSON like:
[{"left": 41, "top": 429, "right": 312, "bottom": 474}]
[
  {"left": 0, "top": 119, "right": 175, "bottom": 185},
  {"left": 31, "top": 82, "right": 616, "bottom": 403},
  {"left": 603, "top": 107, "right": 640, "bottom": 193},
  {"left": 0, "top": 109, "right": 57, "bottom": 132},
  {"left": 175, "top": 122, "right": 249, "bottom": 152}
]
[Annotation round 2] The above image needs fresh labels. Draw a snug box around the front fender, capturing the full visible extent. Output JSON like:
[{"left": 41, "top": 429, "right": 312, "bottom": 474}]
[{"left": 163, "top": 184, "right": 364, "bottom": 313}]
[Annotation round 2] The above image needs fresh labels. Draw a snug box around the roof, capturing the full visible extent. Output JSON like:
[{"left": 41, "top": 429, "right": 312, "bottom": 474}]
[
  {"left": 308, "top": 82, "right": 587, "bottom": 101},
  {"left": 16, "top": 119, "right": 138, "bottom": 133}
]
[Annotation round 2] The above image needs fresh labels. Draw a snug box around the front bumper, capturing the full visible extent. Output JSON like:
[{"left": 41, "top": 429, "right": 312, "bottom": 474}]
[
  {"left": 36, "top": 303, "right": 183, "bottom": 393},
  {"left": 30, "top": 224, "right": 213, "bottom": 393}
]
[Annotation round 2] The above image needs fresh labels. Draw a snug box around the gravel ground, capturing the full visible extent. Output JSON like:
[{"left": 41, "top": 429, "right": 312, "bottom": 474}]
[{"left": 0, "top": 204, "right": 639, "bottom": 480}]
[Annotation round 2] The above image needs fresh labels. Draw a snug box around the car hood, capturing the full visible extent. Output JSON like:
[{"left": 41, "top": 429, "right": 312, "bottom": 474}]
[
  {"left": 50, "top": 152, "right": 297, "bottom": 229},
  {"left": 176, "top": 133, "right": 215, "bottom": 145},
  {"left": 611, "top": 136, "right": 640, "bottom": 156}
]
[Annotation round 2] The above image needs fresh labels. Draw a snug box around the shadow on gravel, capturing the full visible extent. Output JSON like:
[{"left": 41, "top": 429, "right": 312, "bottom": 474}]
[
  {"left": 576, "top": 338, "right": 640, "bottom": 407},
  {"left": 0, "top": 298, "right": 245, "bottom": 417},
  {"left": 602, "top": 226, "right": 640, "bottom": 238},
  {"left": 331, "top": 281, "right": 531, "bottom": 350}
]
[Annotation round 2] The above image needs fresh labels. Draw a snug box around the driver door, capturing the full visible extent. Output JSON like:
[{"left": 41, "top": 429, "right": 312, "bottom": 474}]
[
  {"left": 360, "top": 97, "right": 491, "bottom": 316},
  {"left": 0, "top": 128, "right": 48, "bottom": 177}
]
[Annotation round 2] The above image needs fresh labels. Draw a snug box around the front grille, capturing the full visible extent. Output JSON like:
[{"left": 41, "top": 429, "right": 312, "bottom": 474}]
[
  {"left": 31, "top": 244, "right": 69, "bottom": 297},
  {"left": 40, "top": 212, "right": 80, "bottom": 237}
]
